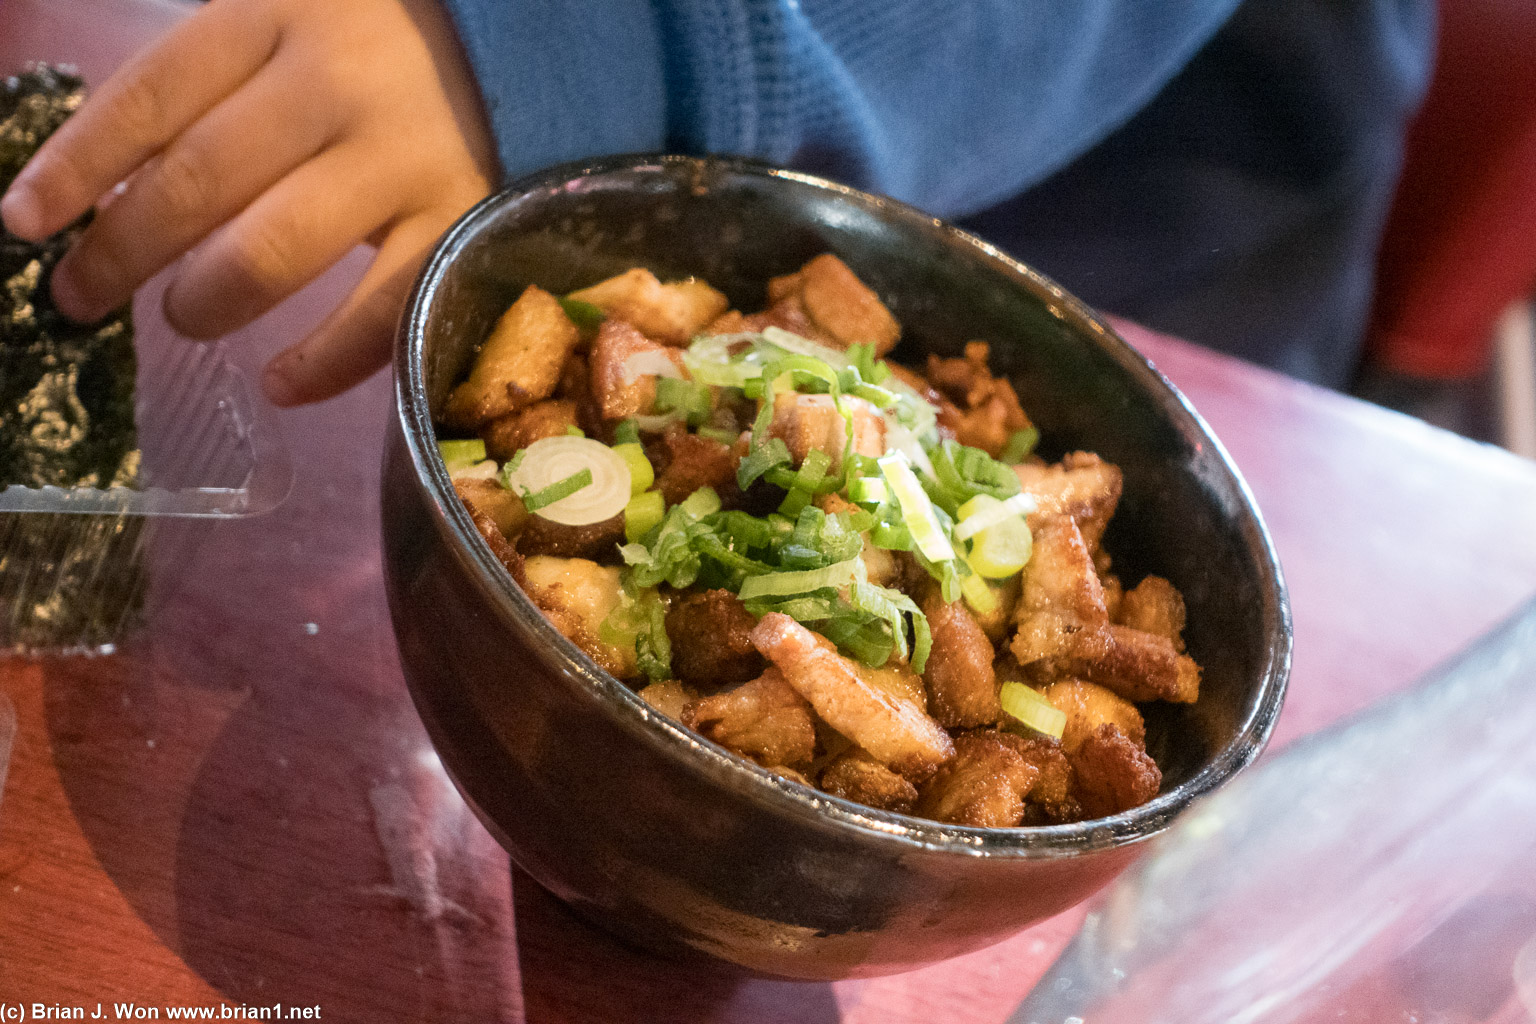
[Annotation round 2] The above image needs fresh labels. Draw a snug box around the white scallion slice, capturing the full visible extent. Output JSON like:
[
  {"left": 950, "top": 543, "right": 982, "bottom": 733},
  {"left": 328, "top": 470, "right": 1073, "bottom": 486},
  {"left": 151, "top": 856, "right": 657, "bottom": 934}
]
[
  {"left": 878, "top": 452, "right": 954, "bottom": 563},
  {"left": 620, "top": 348, "right": 685, "bottom": 384},
  {"left": 848, "top": 476, "right": 888, "bottom": 505},
  {"left": 450, "top": 459, "right": 500, "bottom": 483},
  {"left": 999, "top": 681, "right": 1067, "bottom": 740},
  {"left": 952, "top": 492, "right": 1038, "bottom": 541},
  {"left": 503, "top": 436, "right": 631, "bottom": 525},
  {"left": 737, "top": 556, "right": 868, "bottom": 601}
]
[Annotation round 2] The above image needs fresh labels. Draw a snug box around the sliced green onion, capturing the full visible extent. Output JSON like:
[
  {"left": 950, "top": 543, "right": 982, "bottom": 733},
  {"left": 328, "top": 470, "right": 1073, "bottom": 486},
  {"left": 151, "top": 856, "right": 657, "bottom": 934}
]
[
  {"left": 850, "top": 581, "right": 932, "bottom": 674},
  {"left": 737, "top": 437, "right": 793, "bottom": 489},
  {"left": 655, "top": 376, "right": 713, "bottom": 426},
  {"left": 438, "top": 438, "right": 487, "bottom": 472},
  {"left": 620, "top": 348, "right": 686, "bottom": 383},
  {"left": 613, "top": 419, "right": 641, "bottom": 446},
  {"left": 679, "top": 487, "right": 721, "bottom": 519},
  {"left": 777, "top": 448, "right": 831, "bottom": 517},
  {"left": 696, "top": 424, "right": 740, "bottom": 445},
  {"left": 966, "top": 512, "right": 1033, "bottom": 578},
  {"left": 451, "top": 459, "right": 500, "bottom": 482},
  {"left": 960, "top": 572, "right": 1000, "bottom": 617},
  {"left": 613, "top": 442, "right": 654, "bottom": 495},
  {"left": 737, "top": 556, "right": 867, "bottom": 601},
  {"left": 952, "top": 492, "right": 1038, "bottom": 542},
  {"left": 635, "top": 590, "right": 672, "bottom": 681},
  {"left": 522, "top": 467, "right": 593, "bottom": 511},
  {"left": 1000, "top": 681, "right": 1066, "bottom": 740},
  {"left": 504, "top": 435, "right": 631, "bottom": 525},
  {"left": 848, "top": 476, "right": 887, "bottom": 505},
  {"left": 1001, "top": 426, "right": 1040, "bottom": 464},
  {"left": 871, "top": 519, "right": 913, "bottom": 550},
  {"left": 565, "top": 425, "right": 586, "bottom": 437},
  {"left": 879, "top": 452, "right": 955, "bottom": 562},
  {"left": 624, "top": 490, "right": 666, "bottom": 543},
  {"left": 558, "top": 296, "right": 606, "bottom": 331}
]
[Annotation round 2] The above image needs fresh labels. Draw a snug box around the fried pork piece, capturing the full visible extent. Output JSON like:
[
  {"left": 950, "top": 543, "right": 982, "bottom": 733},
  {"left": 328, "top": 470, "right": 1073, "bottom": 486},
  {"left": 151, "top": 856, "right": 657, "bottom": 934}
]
[
  {"left": 1013, "top": 452, "right": 1123, "bottom": 553},
  {"left": 665, "top": 589, "right": 766, "bottom": 690},
  {"left": 1039, "top": 679, "right": 1146, "bottom": 755},
  {"left": 969, "top": 574, "right": 1021, "bottom": 644},
  {"left": 457, "top": 484, "right": 526, "bottom": 586},
  {"left": 589, "top": 319, "right": 687, "bottom": 421},
  {"left": 817, "top": 493, "right": 900, "bottom": 586},
  {"left": 521, "top": 556, "right": 636, "bottom": 679},
  {"left": 915, "top": 731, "right": 1040, "bottom": 827},
  {"left": 1012, "top": 515, "right": 1201, "bottom": 704},
  {"left": 767, "top": 392, "right": 885, "bottom": 473},
  {"left": 566, "top": 268, "right": 729, "bottom": 346},
  {"left": 481, "top": 399, "right": 579, "bottom": 461},
  {"left": 518, "top": 510, "right": 625, "bottom": 560},
  {"left": 445, "top": 285, "right": 580, "bottom": 429},
  {"left": 683, "top": 668, "right": 817, "bottom": 769},
  {"left": 923, "top": 342, "right": 1030, "bottom": 458},
  {"left": 557, "top": 353, "right": 607, "bottom": 438},
  {"left": 1068, "top": 724, "right": 1162, "bottom": 818},
  {"left": 639, "top": 680, "right": 698, "bottom": 720},
  {"left": 766, "top": 254, "right": 901, "bottom": 356},
  {"left": 750, "top": 613, "right": 955, "bottom": 780},
  {"left": 820, "top": 748, "right": 919, "bottom": 814},
  {"left": 653, "top": 429, "right": 742, "bottom": 507},
  {"left": 921, "top": 593, "right": 1002, "bottom": 728},
  {"left": 855, "top": 659, "right": 929, "bottom": 714},
  {"left": 453, "top": 477, "right": 527, "bottom": 540},
  {"left": 995, "top": 731, "right": 1082, "bottom": 824},
  {"left": 1116, "top": 575, "right": 1188, "bottom": 653}
]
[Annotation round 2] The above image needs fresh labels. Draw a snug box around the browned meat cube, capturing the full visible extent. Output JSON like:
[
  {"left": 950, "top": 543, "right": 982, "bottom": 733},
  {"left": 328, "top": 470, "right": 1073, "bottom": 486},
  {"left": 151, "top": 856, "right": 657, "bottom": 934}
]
[
  {"left": 445, "top": 285, "right": 580, "bottom": 428},
  {"left": 653, "top": 429, "right": 742, "bottom": 506},
  {"left": 1116, "top": 575, "right": 1188, "bottom": 653},
  {"left": 923, "top": 342, "right": 1030, "bottom": 458},
  {"left": 921, "top": 593, "right": 1001, "bottom": 728},
  {"left": 453, "top": 477, "right": 527, "bottom": 540},
  {"left": 518, "top": 511, "right": 625, "bottom": 561},
  {"left": 820, "top": 749, "right": 919, "bottom": 814},
  {"left": 994, "top": 731, "right": 1080, "bottom": 823},
  {"left": 456, "top": 485, "right": 526, "bottom": 587},
  {"left": 1013, "top": 452, "right": 1124, "bottom": 553},
  {"left": 1039, "top": 679, "right": 1146, "bottom": 754},
  {"left": 665, "top": 589, "right": 766, "bottom": 690},
  {"left": 914, "top": 732, "right": 1040, "bottom": 828},
  {"left": 750, "top": 613, "right": 954, "bottom": 781},
  {"left": 589, "top": 319, "right": 686, "bottom": 421},
  {"left": 766, "top": 254, "right": 901, "bottom": 356},
  {"left": 767, "top": 392, "right": 885, "bottom": 473},
  {"left": 567, "top": 268, "right": 729, "bottom": 346},
  {"left": 683, "top": 668, "right": 817, "bottom": 768},
  {"left": 521, "top": 556, "right": 636, "bottom": 679},
  {"left": 481, "top": 399, "right": 579, "bottom": 461},
  {"left": 1068, "top": 724, "right": 1162, "bottom": 818}
]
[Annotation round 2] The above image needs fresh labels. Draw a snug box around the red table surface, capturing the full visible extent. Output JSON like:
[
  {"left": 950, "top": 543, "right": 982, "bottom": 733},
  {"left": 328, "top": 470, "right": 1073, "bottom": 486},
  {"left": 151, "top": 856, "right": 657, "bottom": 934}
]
[{"left": 5, "top": 4, "right": 1536, "bottom": 1019}]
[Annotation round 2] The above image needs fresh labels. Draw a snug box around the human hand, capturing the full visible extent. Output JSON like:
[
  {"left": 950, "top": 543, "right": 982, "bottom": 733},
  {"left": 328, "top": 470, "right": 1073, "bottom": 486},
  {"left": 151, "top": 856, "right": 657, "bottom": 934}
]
[{"left": 0, "top": 0, "right": 497, "bottom": 406}]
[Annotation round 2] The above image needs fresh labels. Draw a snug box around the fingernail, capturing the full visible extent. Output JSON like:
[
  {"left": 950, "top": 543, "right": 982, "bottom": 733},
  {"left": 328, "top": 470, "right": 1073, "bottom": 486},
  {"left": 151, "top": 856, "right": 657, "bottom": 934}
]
[
  {"left": 0, "top": 177, "right": 43, "bottom": 239},
  {"left": 262, "top": 359, "right": 301, "bottom": 408},
  {"left": 46, "top": 261, "right": 105, "bottom": 323}
]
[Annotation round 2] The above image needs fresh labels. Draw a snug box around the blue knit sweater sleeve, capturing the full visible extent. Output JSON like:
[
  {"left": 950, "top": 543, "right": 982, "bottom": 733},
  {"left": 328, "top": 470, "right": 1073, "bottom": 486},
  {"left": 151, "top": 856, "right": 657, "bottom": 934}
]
[{"left": 435, "top": 0, "right": 1243, "bottom": 218}]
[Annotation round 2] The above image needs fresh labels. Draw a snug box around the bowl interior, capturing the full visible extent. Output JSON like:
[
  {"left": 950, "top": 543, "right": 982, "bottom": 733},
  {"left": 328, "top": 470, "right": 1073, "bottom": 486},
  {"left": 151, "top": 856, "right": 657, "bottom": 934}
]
[{"left": 402, "top": 154, "right": 1290, "bottom": 845}]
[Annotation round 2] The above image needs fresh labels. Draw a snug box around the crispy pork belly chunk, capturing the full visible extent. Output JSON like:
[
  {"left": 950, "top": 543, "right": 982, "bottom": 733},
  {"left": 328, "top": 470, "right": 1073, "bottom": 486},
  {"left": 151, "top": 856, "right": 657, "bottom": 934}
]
[
  {"left": 1040, "top": 679, "right": 1146, "bottom": 755},
  {"left": 555, "top": 353, "right": 607, "bottom": 439},
  {"left": 638, "top": 680, "right": 697, "bottom": 721},
  {"left": 923, "top": 342, "right": 1030, "bottom": 458},
  {"left": 445, "top": 285, "right": 580, "bottom": 428},
  {"left": 518, "top": 511, "right": 625, "bottom": 560},
  {"left": 750, "top": 613, "right": 954, "bottom": 780},
  {"left": 453, "top": 477, "right": 527, "bottom": 540},
  {"left": 665, "top": 589, "right": 766, "bottom": 690},
  {"left": 521, "top": 556, "right": 636, "bottom": 679},
  {"left": 1013, "top": 452, "right": 1123, "bottom": 553},
  {"left": 1116, "top": 575, "right": 1188, "bottom": 653},
  {"left": 767, "top": 392, "right": 885, "bottom": 473},
  {"left": 589, "top": 319, "right": 687, "bottom": 421},
  {"left": 481, "top": 399, "right": 579, "bottom": 462},
  {"left": 915, "top": 731, "right": 1040, "bottom": 828},
  {"left": 683, "top": 668, "right": 817, "bottom": 769},
  {"left": 820, "top": 748, "right": 919, "bottom": 814},
  {"left": 766, "top": 254, "right": 901, "bottom": 356},
  {"left": 1068, "top": 724, "right": 1162, "bottom": 818},
  {"left": 1011, "top": 515, "right": 1199, "bottom": 704},
  {"left": 995, "top": 731, "right": 1082, "bottom": 824},
  {"left": 567, "top": 268, "right": 729, "bottom": 346},
  {"left": 456, "top": 484, "right": 526, "bottom": 586},
  {"left": 653, "top": 429, "right": 741, "bottom": 507},
  {"left": 921, "top": 593, "right": 1002, "bottom": 728}
]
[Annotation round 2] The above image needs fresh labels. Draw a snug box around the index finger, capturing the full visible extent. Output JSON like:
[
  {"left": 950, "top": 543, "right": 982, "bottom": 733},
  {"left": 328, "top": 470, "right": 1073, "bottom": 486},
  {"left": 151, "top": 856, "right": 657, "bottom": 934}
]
[{"left": 0, "top": 0, "right": 279, "bottom": 241}]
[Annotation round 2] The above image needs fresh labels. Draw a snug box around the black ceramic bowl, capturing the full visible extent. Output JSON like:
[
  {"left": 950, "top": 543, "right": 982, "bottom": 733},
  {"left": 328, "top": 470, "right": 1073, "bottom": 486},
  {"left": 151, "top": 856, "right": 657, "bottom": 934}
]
[{"left": 382, "top": 154, "right": 1290, "bottom": 980}]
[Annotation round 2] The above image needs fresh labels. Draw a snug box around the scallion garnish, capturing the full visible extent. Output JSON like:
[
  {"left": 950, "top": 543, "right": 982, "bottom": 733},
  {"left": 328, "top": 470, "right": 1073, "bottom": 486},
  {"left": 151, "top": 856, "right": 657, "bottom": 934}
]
[
  {"left": 737, "top": 556, "right": 867, "bottom": 601},
  {"left": 1000, "top": 426, "right": 1040, "bottom": 464},
  {"left": 879, "top": 452, "right": 955, "bottom": 562},
  {"left": 502, "top": 436, "right": 631, "bottom": 525},
  {"left": 1000, "top": 681, "right": 1066, "bottom": 740},
  {"left": 522, "top": 467, "right": 593, "bottom": 511}
]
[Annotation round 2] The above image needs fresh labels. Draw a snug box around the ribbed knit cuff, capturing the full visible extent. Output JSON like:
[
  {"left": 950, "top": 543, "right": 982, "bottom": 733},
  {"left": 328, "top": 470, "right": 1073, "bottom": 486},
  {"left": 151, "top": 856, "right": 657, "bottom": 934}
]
[{"left": 436, "top": 0, "right": 668, "bottom": 182}]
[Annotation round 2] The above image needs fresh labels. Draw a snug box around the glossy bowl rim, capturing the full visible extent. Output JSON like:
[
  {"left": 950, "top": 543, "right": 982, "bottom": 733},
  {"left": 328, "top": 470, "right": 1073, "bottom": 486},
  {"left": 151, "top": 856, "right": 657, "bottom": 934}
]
[{"left": 394, "top": 152, "right": 1292, "bottom": 861}]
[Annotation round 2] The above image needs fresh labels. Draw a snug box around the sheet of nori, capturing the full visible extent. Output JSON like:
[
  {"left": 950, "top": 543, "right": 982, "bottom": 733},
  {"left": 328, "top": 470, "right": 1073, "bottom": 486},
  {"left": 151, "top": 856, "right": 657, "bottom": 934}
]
[{"left": 1, "top": 65, "right": 144, "bottom": 651}]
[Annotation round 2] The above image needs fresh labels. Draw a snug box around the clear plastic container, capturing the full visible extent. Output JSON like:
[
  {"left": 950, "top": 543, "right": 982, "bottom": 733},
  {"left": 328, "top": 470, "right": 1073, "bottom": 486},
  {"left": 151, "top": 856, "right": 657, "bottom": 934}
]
[
  {"left": 1010, "top": 595, "right": 1536, "bottom": 1024},
  {"left": 0, "top": 325, "right": 291, "bottom": 655}
]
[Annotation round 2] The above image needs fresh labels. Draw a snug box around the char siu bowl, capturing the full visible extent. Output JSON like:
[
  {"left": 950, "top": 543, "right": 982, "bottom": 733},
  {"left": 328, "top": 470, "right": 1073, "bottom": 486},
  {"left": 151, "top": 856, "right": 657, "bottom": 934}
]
[{"left": 381, "top": 154, "right": 1291, "bottom": 980}]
